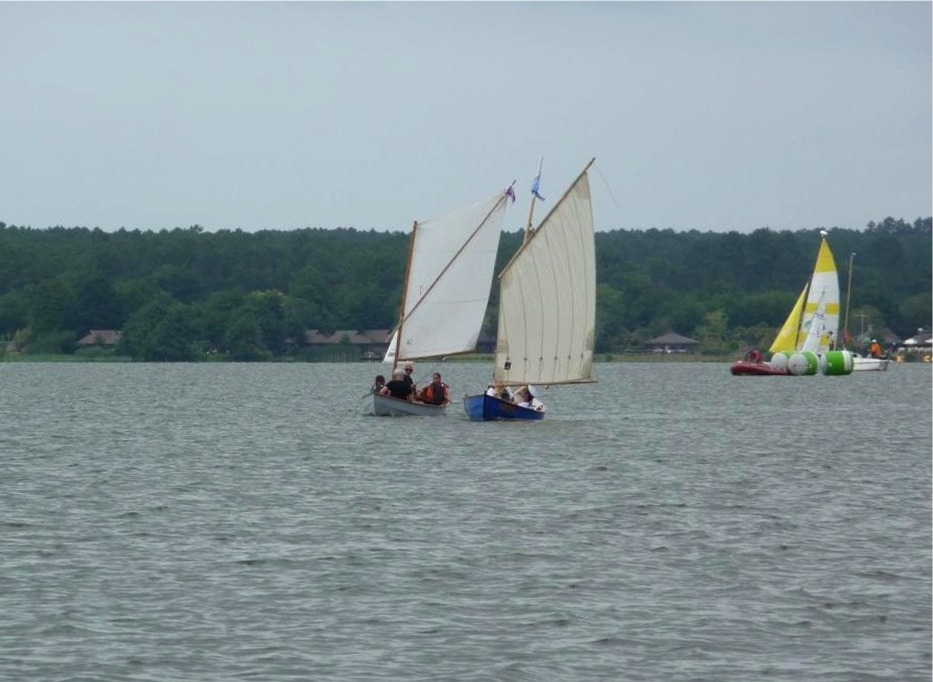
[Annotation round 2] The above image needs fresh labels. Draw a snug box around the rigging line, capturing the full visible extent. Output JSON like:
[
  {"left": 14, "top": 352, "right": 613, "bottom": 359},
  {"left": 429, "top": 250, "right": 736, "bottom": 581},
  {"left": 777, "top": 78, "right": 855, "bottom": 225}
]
[
  {"left": 843, "top": 252, "right": 855, "bottom": 348},
  {"left": 593, "top": 162, "right": 622, "bottom": 212}
]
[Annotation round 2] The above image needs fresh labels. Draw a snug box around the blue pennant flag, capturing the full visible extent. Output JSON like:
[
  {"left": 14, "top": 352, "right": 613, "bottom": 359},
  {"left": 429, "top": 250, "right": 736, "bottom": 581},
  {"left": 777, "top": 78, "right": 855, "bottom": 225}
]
[{"left": 530, "top": 174, "right": 545, "bottom": 201}]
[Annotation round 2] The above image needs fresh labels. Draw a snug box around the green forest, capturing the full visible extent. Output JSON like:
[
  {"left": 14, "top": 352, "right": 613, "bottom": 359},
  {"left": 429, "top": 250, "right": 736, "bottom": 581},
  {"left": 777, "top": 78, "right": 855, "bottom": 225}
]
[{"left": 0, "top": 217, "right": 929, "bottom": 361}]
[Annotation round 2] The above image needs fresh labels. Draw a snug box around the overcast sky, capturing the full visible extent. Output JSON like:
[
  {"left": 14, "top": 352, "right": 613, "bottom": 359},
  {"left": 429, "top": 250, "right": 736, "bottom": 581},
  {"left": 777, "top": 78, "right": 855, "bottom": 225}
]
[{"left": 1, "top": 1, "right": 930, "bottom": 234}]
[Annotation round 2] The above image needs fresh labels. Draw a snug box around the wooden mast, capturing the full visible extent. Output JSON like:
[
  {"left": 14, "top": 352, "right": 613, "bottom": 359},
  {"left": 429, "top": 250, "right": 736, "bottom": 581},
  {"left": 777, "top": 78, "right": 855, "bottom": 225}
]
[
  {"left": 392, "top": 220, "right": 418, "bottom": 373},
  {"left": 523, "top": 157, "right": 543, "bottom": 244}
]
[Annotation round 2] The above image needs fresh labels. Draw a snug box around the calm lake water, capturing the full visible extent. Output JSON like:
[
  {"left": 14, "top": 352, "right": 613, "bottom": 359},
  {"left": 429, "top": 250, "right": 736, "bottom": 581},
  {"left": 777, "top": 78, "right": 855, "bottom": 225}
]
[{"left": 2, "top": 361, "right": 930, "bottom": 681}]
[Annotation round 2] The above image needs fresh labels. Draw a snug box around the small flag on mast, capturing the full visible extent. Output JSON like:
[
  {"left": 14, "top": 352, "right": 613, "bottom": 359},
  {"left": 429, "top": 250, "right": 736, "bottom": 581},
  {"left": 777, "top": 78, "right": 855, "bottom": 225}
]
[
  {"left": 505, "top": 185, "right": 516, "bottom": 203},
  {"left": 531, "top": 174, "right": 545, "bottom": 201}
]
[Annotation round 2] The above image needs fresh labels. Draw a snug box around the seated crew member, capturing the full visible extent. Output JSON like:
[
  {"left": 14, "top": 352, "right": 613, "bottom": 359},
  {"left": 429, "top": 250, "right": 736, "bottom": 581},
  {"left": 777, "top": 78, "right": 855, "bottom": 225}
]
[
  {"left": 380, "top": 368, "right": 414, "bottom": 401},
  {"left": 419, "top": 372, "right": 450, "bottom": 405}
]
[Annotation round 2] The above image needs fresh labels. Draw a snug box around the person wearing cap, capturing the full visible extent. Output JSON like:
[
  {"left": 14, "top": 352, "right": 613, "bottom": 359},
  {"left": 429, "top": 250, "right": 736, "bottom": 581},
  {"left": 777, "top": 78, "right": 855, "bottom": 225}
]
[
  {"left": 869, "top": 339, "right": 883, "bottom": 358},
  {"left": 380, "top": 367, "right": 414, "bottom": 401}
]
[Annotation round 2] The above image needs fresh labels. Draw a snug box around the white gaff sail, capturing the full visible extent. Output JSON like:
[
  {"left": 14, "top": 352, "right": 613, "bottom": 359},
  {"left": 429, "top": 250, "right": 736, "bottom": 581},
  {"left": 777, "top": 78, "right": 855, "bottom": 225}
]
[
  {"left": 394, "top": 191, "right": 510, "bottom": 362},
  {"left": 494, "top": 164, "right": 596, "bottom": 386}
]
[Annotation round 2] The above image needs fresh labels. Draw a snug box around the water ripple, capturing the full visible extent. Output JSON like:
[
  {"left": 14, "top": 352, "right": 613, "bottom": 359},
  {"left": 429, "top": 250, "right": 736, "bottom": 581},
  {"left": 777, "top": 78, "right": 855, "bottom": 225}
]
[{"left": 1, "top": 362, "right": 930, "bottom": 681}]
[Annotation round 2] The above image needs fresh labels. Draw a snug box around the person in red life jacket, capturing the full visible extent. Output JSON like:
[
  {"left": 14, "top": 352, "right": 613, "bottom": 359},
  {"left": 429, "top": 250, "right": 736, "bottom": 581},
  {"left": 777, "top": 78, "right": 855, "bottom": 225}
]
[
  {"left": 419, "top": 372, "right": 450, "bottom": 405},
  {"left": 380, "top": 368, "right": 414, "bottom": 401}
]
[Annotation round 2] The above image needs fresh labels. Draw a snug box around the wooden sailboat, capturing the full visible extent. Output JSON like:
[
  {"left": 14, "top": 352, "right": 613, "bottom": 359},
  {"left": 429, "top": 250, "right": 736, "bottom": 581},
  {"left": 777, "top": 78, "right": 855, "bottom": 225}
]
[
  {"left": 731, "top": 230, "right": 853, "bottom": 376},
  {"left": 463, "top": 158, "right": 597, "bottom": 421},
  {"left": 373, "top": 186, "right": 513, "bottom": 416}
]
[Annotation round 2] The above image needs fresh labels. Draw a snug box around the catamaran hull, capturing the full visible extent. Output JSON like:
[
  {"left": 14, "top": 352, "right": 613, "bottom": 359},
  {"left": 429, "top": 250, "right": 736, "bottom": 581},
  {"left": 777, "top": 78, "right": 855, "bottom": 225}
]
[
  {"left": 372, "top": 394, "right": 448, "bottom": 417},
  {"left": 730, "top": 361, "right": 789, "bottom": 376},
  {"left": 820, "top": 350, "right": 854, "bottom": 375},
  {"left": 463, "top": 394, "right": 545, "bottom": 421}
]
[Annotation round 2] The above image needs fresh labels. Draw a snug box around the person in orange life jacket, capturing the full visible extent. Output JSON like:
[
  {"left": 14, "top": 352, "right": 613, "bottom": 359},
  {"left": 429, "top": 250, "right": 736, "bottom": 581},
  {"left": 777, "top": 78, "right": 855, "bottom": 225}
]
[
  {"left": 419, "top": 372, "right": 450, "bottom": 405},
  {"left": 869, "top": 339, "right": 883, "bottom": 358},
  {"left": 380, "top": 368, "right": 414, "bottom": 401}
]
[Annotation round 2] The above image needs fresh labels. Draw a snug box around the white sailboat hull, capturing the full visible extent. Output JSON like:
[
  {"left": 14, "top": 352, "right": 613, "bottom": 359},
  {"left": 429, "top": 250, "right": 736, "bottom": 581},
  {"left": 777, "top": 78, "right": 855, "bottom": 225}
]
[
  {"left": 372, "top": 393, "right": 448, "bottom": 417},
  {"left": 852, "top": 355, "right": 890, "bottom": 372}
]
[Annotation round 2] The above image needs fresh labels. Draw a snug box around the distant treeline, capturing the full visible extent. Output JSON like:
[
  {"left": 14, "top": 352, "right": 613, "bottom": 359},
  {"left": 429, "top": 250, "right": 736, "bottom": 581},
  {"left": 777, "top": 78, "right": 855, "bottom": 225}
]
[{"left": 0, "top": 217, "right": 929, "bottom": 360}]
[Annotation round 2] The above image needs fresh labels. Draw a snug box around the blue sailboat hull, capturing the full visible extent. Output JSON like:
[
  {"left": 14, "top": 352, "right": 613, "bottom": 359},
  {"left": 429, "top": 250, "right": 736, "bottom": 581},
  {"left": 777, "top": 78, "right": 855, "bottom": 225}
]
[{"left": 462, "top": 394, "right": 545, "bottom": 422}]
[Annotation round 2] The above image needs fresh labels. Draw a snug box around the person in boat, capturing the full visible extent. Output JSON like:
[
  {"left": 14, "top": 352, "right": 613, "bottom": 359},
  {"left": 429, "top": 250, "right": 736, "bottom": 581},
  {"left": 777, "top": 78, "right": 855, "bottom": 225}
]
[
  {"left": 869, "top": 339, "right": 884, "bottom": 358},
  {"left": 486, "top": 385, "right": 509, "bottom": 399},
  {"left": 512, "top": 386, "right": 531, "bottom": 406},
  {"left": 745, "top": 349, "right": 763, "bottom": 364},
  {"left": 419, "top": 372, "right": 450, "bottom": 405},
  {"left": 380, "top": 368, "right": 414, "bottom": 401},
  {"left": 485, "top": 380, "right": 510, "bottom": 400},
  {"left": 511, "top": 385, "right": 545, "bottom": 411},
  {"left": 402, "top": 360, "right": 417, "bottom": 393},
  {"left": 371, "top": 374, "right": 386, "bottom": 394}
]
